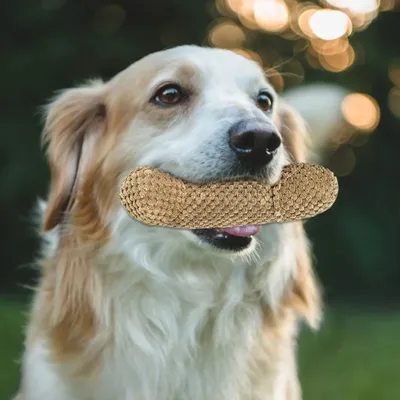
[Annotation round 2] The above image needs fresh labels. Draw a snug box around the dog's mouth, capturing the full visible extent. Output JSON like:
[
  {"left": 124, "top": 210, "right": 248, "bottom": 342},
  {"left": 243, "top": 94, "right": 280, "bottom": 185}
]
[{"left": 191, "top": 225, "right": 261, "bottom": 252}]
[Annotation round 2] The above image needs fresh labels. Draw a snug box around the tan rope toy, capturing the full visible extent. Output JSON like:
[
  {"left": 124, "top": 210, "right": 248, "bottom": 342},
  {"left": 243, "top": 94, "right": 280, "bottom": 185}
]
[{"left": 120, "top": 163, "right": 338, "bottom": 229}]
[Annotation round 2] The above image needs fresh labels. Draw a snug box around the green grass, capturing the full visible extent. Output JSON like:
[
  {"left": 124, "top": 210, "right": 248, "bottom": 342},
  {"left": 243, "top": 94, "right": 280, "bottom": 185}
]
[
  {"left": 1, "top": 300, "right": 400, "bottom": 400},
  {"left": 0, "top": 300, "right": 27, "bottom": 400},
  {"left": 299, "top": 308, "right": 400, "bottom": 400}
]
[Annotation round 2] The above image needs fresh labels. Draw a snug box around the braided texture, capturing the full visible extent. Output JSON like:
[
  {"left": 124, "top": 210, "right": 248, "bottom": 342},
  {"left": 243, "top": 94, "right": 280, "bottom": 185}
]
[{"left": 120, "top": 163, "right": 338, "bottom": 229}]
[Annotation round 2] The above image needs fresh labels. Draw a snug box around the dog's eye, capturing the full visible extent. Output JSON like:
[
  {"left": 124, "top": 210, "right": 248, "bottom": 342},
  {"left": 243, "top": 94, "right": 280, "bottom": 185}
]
[
  {"left": 152, "top": 84, "right": 183, "bottom": 106},
  {"left": 256, "top": 91, "right": 273, "bottom": 112}
]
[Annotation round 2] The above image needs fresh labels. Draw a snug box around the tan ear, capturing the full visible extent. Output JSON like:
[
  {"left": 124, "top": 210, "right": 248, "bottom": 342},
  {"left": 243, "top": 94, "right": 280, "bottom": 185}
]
[
  {"left": 42, "top": 80, "right": 106, "bottom": 231},
  {"left": 277, "top": 101, "right": 310, "bottom": 163},
  {"left": 288, "top": 222, "right": 322, "bottom": 329}
]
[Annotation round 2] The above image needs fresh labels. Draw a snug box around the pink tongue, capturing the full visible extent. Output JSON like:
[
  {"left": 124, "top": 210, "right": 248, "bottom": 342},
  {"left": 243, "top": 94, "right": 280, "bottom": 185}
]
[{"left": 220, "top": 225, "right": 261, "bottom": 237}]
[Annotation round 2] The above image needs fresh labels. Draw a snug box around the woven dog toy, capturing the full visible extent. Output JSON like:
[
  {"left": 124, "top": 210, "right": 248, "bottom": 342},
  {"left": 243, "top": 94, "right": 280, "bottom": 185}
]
[{"left": 120, "top": 163, "right": 338, "bottom": 229}]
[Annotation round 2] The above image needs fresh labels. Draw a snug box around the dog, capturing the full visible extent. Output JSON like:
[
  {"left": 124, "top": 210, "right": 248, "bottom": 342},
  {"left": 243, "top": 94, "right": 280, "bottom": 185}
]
[{"left": 14, "top": 45, "right": 325, "bottom": 400}]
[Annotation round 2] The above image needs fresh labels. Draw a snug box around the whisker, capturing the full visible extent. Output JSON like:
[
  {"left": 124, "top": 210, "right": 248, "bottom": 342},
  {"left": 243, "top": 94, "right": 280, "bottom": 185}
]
[{"left": 266, "top": 71, "right": 303, "bottom": 79}]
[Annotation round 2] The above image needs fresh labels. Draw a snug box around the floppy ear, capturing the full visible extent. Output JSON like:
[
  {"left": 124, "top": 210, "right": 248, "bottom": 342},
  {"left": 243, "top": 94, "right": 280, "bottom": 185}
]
[
  {"left": 42, "top": 80, "right": 106, "bottom": 232},
  {"left": 277, "top": 101, "right": 310, "bottom": 163}
]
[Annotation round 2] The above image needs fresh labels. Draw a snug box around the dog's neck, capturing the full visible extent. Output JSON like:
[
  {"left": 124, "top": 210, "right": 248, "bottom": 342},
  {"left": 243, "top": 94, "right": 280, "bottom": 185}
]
[
  {"left": 40, "top": 206, "right": 299, "bottom": 311},
  {"left": 32, "top": 207, "right": 307, "bottom": 400}
]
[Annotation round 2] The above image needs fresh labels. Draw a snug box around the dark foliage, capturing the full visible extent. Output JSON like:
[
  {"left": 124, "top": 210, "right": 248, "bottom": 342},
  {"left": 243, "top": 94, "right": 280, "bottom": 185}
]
[{"left": 0, "top": 0, "right": 399, "bottom": 304}]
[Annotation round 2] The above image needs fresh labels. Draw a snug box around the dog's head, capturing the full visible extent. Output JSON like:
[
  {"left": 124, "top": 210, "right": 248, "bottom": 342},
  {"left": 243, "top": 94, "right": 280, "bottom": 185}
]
[{"left": 41, "top": 45, "right": 309, "bottom": 257}]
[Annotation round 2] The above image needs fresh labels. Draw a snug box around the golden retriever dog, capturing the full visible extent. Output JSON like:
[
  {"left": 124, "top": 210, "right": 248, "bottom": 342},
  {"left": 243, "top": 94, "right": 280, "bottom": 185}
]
[{"left": 14, "top": 45, "right": 324, "bottom": 400}]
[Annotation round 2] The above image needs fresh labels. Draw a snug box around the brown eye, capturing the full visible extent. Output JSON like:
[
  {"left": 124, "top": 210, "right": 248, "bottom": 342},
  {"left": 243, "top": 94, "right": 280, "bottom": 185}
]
[
  {"left": 153, "top": 84, "right": 183, "bottom": 106},
  {"left": 257, "top": 91, "right": 273, "bottom": 112}
]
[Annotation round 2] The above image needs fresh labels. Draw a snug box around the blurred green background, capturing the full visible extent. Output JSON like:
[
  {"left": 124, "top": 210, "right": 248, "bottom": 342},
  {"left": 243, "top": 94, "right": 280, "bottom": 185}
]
[{"left": 1, "top": 0, "right": 400, "bottom": 399}]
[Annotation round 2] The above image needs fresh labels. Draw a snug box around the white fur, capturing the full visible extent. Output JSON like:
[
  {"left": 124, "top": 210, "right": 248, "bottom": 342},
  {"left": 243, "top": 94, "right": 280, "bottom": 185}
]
[
  {"left": 23, "top": 340, "right": 74, "bottom": 400},
  {"left": 23, "top": 211, "right": 298, "bottom": 400}
]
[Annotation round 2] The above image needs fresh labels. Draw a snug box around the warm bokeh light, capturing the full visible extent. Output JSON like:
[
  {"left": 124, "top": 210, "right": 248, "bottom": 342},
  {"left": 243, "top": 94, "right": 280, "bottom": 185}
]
[
  {"left": 297, "top": 7, "right": 319, "bottom": 38},
  {"left": 326, "top": 0, "right": 380, "bottom": 15},
  {"left": 319, "top": 44, "right": 355, "bottom": 72},
  {"left": 341, "top": 93, "right": 380, "bottom": 132},
  {"left": 220, "top": 0, "right": 390, "bottom": 57},
  {"left": 309, "top": 9, "right": 352, "bottom": 40},
  {"left": 226, "top": 0, "right": 259, "bottom": 29},
  {"left": 208, "top": 21, "right": 246, "bottom": 48},
  {"left": 380, "top": 0, "right": 396, "bottom": 11},
  {"left": 312, "top": 37, "right": 349, "bottom": 56},
  {"left": 324, "top": 0, "right": 380, "bottom": 31},
  {"left": 253, "top": 0, "right": 289, "bottom": 32},
  {"left": 240, "top": 2, "right": 261, "bottom": 29},
  {"left": 226, "top": 0, "right": 245, "bottom": 14},
  {"left": 389, "top": 60, "right": 400, "bottom": 87},
  {"left": 212, "top": 0, "right": 394, "bottom": 154},
  {"left": 388, "top": 87, "right": 400, "bottom": 118}
]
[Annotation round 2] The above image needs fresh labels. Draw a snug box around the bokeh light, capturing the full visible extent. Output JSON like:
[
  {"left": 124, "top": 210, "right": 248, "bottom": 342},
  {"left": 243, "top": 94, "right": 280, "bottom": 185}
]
[
  {"left": 326, "top": 0, "right": 380, "bottom": 15},
  {"left": 312, "top": 38, "right": 349, "bottom": 56},
  {"left": 309, "top": 9, "right": 352, "bottom": 40},
  {"left": 319, "top": 43, "right": 355, "bottom": 72},
  {"left": 226, "top": 0, "right": 245, "bottom": 14},
  {"left": 389, "top": 60, "right": 400, "bottom": 87},
  {"left": 380, "top": 0, "right": 396, "bottom": 11},
  {"left": 216, "top": 0, "right": 389, "bottom": 75},
  {"left": 253, "top": 0, "right": 289, "bottom": 32},
  {"left": 209, "top": 20, "right": 246, "bottom": 48},
  {"left": 341, "top": 93, "right": 380, "bottom": 132},
  {"left": 297, "top": 7, "right": 319, "bottom": 38},
  {"left": 233, "top": 0, "right": 260, "bottom": 29},
  {"left": 388, "top": 87, "right": 400, "bottom": 118},
  {"left": 209, "top": 0, "right": 395, "bottom": 178}
]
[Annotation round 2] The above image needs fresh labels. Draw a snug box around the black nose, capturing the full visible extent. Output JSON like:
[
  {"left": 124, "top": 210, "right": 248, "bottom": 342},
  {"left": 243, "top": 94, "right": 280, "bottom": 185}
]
[{"left": 229, "top": 121, "right": 282, "bottom": 168}]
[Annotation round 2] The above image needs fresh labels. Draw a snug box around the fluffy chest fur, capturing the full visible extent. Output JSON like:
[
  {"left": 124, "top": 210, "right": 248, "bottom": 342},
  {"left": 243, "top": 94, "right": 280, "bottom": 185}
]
[
  {"left": 83, "top": 216, "right": 297, "bottom": 400},
  {"left": 22, "top": 217, "right": 300, "bottom": 400},
  {"left": 96, "top": 265, "right": 265, "bottom": 400}
]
